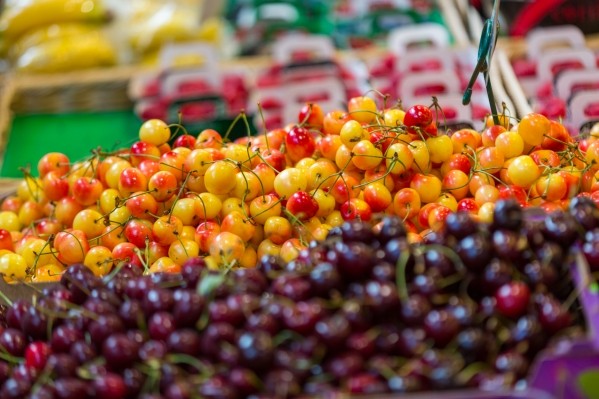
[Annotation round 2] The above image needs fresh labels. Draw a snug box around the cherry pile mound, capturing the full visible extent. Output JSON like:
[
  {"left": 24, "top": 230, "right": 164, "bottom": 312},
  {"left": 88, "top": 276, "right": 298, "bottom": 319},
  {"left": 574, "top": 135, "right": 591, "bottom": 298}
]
[
  {"left": 0, "top": 198, "right": 597, "bottom": 399},
  {"left": 4, "top": 96, "right": 599, "bottom": 281}
]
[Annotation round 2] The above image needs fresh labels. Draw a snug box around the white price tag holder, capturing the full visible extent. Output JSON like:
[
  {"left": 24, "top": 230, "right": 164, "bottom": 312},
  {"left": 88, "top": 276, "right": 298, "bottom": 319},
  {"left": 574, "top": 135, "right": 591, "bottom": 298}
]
[
  {"left": 537, "top": 48, "right": 596, "bottom": 84},
  {"left": 272, "top": 34, "right": 335, "bottom": 65},
  {"left": 159, "top": 42, "right": 220, "bottom": 72},
  {"left": 387, "top": 23, "right": 450, "bottom": 56},
  {"left": 556, "top": 69, "right": 599, "bottom": 100},
  {"left": 399, "top": 70, "right": 461, "bottom": 106},
  {"left": 567, "top": 89, "right": 599, "bottom": 135},
  {"left": 526, "top": 25, "right": 586, "bottom": 61},
  {"left": 249, "top": 77, "right": 346, "bottom": 127},
  {"left": 396, "top": 47, "right": 456, "bottom": 74},
  {"left": 161, "top": 68, "right": 223, "bottom": 99}
]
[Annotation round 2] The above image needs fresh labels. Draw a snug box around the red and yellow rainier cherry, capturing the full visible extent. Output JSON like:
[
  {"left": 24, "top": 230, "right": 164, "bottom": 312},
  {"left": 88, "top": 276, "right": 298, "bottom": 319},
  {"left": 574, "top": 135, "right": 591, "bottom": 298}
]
[{"left": 0, "top": 96, "right": 597, "bottom": 281}]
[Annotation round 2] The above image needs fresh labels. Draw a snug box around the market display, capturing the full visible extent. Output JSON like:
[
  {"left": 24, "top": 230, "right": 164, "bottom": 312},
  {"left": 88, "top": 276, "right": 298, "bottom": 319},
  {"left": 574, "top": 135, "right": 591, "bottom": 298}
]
[
  {"left": 0, "top": 198, "right": 596, "bottom": 398},
  {"left": 1, "top": 1, "right": 599, "bottom": 398},
  {"left": 509, "top": 26, "right": 599, "bottom": 132},
  {"left": 1, "top": 96, "right": 599, "bottom": 278}
]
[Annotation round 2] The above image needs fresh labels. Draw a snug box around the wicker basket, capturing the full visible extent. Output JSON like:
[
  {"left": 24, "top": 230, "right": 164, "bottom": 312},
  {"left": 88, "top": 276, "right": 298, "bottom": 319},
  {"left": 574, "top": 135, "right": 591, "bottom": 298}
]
[
  {"left": 0, "top": 65, "right": 146, "bottom": 183},
  {"left": 9, "top": 66, "right": 140, "bottom": 115},
  {"left": 0, "top": 73, "right": 16, "bottom": 190}
]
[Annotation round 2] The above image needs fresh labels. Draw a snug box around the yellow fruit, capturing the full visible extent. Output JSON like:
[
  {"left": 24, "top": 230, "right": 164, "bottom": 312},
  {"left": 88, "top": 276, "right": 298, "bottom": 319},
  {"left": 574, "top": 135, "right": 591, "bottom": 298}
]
[
  {"left": 0, "top": 0, "right": 107, "bottom": 43},
  {"left": 14, "top": 31, "right": 116, "bottom": 73},
  {"left": 8, "top": 22, "right": 96, "bottom": 60},
  {"left": 129, "top": 6, "right": 200, "bottom": 54}
]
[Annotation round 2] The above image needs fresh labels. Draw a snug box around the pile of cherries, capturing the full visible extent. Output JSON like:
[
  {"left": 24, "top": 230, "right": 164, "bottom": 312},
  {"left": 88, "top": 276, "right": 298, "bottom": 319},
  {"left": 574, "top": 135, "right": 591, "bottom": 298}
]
[{"left": 0, "top": 198, "right": 597, "bottom": 399}]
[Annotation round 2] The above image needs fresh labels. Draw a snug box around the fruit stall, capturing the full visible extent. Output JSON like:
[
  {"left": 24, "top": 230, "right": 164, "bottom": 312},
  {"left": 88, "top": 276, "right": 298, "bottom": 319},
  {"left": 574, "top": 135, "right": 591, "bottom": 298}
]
[{"left": 0, "top": 1, "right": 599, "bottom": 399}]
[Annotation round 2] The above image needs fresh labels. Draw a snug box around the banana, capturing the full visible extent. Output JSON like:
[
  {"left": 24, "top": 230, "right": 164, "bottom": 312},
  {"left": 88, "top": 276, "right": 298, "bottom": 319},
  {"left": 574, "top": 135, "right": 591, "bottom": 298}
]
[
  {"left": 0, "top": 0, "right": 108, "bottom": 42},
  {"left": 7, "top": 22, "right": 97, "bottom": 61},
  {"left": 196, "top": 18, "right": 224, "bottom": 44},
  {"left": 129, "top": 4, "right": 199, "bottom": 54},
  {"left": 14, "top": 31, "right": 116, "bottom": 73}
]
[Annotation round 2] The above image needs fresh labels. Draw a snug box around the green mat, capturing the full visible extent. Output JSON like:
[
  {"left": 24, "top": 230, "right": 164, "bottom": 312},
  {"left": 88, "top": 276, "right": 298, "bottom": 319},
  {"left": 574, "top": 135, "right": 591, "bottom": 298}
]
[
  {"left": 1, "top": 111, "right": 142, "bottom": 178},
  {"left": 1, "top": 111, "right": 256, "bottom": 178}
]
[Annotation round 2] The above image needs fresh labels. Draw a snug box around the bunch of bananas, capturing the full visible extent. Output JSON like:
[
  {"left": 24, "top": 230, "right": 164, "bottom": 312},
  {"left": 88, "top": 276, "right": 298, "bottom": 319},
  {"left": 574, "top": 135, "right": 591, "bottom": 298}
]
[
  {"left": 128, "top": 0, "right": 230, "bottom": 65},
  {"left": 1, "top": 0, "right": 117, "bottom": 73}
]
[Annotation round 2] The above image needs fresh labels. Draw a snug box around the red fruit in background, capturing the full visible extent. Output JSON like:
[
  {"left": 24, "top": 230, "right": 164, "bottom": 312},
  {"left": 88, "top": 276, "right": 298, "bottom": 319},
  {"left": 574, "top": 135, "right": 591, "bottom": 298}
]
[
  {"left": 42, "top": 171, "right": 69, "bottom": 201},
  {"left": 417, "top": 203, "right": 440, "bottom": 229},
  {"left": 512, "top": 59, "right": 536, "bottom": 78},
  {"left": 173, "top": 134, "right": 197, "bottom": 149},
  {"left": 285, "top": 126, "right": 316, "bottom": 162},
  {"left": 404, "top": 105, "right": 433, "bottom": 128},
  {"left": 196, "top": 129, "right": 223, "bottom": 150},
  {"left": 551, "top": 60, "right": 584, "bottom": 76},
  {"left": 25, "top": 342, "right": 51, "bottom": 371},
  {"left": 535, "top": 295, "right": 573, "bottom": 334},
  {"left": 442, "top": 154, "right": 472, "bottom": 175},
  {"left": 298, "top": 103, "right": 324, "bottom": 130},
  {"left": 286, "top": 191, "right": 318, "bottom": 221},
  {"left": 558, "top": 170, "right": 581, "bottom": 198},
  {"left": 0, "top": 229, "right": 14, "bottom": 251},
  {"left": 119, "top": 167, "right": 148, "bottom": 195},
  {"left": 579, "top": 137, "right": 595, "bottom": 153},
  {"left": 536, "top": 97, "right": 567, "bottom": 120},
  {"left": 37, "top": 152, "right": 70, "bottom": 178},
  {"left": 124, "top": 219, "right": 153, "bottom": 248},
  {"left": 138, "top": 160, "right": 161, "bottom": 180},
  {"left": 481, "top": 125, "right": 507, "bottom": 147},
  {"left": 422, "top": 121, "right": 438, "bottom": 137},
  {"left": 341, "top": 198, "right": 372, "bottom": 221},
  {"left": 585, "top": 102, "right": 599, "bottom": 118},
  {"left": 1, "top": 197, "right": 22, "bottom": 213},
  {"left": 498, "top": 185, "right": 527, "bottom": 207},
  {"left": 539, "top": 202, "right": 562, "bottom": 213},
  {"left": 530, "top": 149, "right": 560, "bottom": 169},
  {"left": 363, "top": 183, "right": 392, "bottom": 213},
  {"left": 260, "top": 148, "right": 286, "bottom": 172},
  {"left": 130, "top": 141, "right": 161, "bottom": 166},
  {"left": 428, "top": 205, "right": 452, "bottom": 231},
  {"left": 404, "top": 219, "right": 417, "bottom": 234},
  {"left": 195, "top": 221, "right": 220, "bottom": 253},
  {"left": 55, "top": 229, "right": 89, "bottom": 264},
  {"left": 72, "top": 177, "right": 103, "bottom": 207},
  {"left": 323, "top": 110, "right": 351, "bottom": 136},
  {"left": 541, "top": 120, "right": 571, "bottom": 151},
  {"left": 265, "top": 129, "right": 286, "bottom": 151},
  {"left": 112, "top": 242, "right": 143, "bottom": 268},
  {"left": 35, "top": 219, "right": 62, "bottom": 237},
  {"left": 457, "top": 198, "right": 479, "bottom": 213},
  {"left": 495, "top": 282, "right": 530, "bottom": 319},
  {"left": 346, "top": 373, "right": 387, "bottom": 394},
  {"left": 369, "top": 131, "right": 385, "bottom": 146},
  {"left": 472, "top": 104, "right": 491, "bottom": 120},
  {"left": 535, "top": 81, "right": 554, "bottom": 99}
]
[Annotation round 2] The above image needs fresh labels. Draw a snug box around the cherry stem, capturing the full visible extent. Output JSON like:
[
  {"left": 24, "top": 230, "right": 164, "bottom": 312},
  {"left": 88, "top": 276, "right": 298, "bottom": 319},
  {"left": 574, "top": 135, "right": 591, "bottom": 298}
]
[
  {"left": 395, "top": 250, "right": 411, "bottom": 303},
  {"left": 166, "top": 354, "right": 213, "bottom": 378},
  {"left": 0, "top": 350, "right": 22, "bottom": 364},
  {"left": 223, "top": 111, "right": 246, "bottom": 143},
  {"left": 0, "top": 283, "right": 13, "bottom": 306},
  {"left": 167, "top": 170, "right": 194, "bottom": 223},
  {"left": 455, "top": 362, "right": 490, "bottom": 385}
]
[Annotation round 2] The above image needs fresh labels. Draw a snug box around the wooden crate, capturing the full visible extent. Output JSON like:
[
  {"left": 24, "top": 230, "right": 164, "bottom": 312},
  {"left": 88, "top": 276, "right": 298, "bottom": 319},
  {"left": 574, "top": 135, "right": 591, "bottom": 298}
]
[
  {"left": 0, "top": 73, "right": 19, "bottom": 194},
  {"left": 0, "top": 65, "right": 146, "bottom": 182}
]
